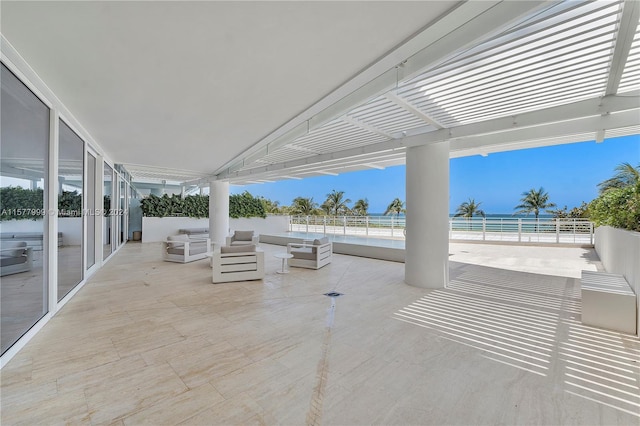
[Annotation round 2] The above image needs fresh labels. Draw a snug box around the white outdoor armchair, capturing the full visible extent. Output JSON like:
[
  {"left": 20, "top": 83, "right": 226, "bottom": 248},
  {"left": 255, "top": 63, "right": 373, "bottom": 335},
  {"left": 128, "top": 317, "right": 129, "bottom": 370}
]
[
  {"left": 287, "top": 237, "right": 332, "bottom": 270},
  {"left": 225, "top": 230, "right": 259, "bottom": 247},
  {"left": 0, "top": 241, "right": 33, "bottom": 276},
  {"left": 212, "top": 244, "right": 264, "bottom": 283},
  {"left": 162, "top": 234, "right": 211, "bottom": 263}
]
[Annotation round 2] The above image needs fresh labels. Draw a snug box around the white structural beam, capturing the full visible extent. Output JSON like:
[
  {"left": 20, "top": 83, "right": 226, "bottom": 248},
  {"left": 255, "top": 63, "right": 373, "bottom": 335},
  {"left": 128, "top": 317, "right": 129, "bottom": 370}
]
[
  {"left": 384, "top": 92, "right": 445, "bottom": 129},
  {"left": 217, "top": 94, "right": 639, "bottom": 182},
  {"left": 605, "top": 0, "right": 640, "bottom": 95},
  {"left": 233, "top": 153, "right": 406, "bottom": 184},
  {"left": 449, "top": 109, "right": 640, "bottom": 156},
  {"left": 363, "top": 163, "right": 385, "bottom": 170},
  {"left": 310, "top": 171, "right": 339, "bottom": 176},
  {"left": 341, "top": 115, "right": 395, "bottom": 139},
  {"left": 214, "top": 1, "right": 549, "bottom": 175},
  {"left": 401, "top": 93, "right": 640, "bottom": 145}
]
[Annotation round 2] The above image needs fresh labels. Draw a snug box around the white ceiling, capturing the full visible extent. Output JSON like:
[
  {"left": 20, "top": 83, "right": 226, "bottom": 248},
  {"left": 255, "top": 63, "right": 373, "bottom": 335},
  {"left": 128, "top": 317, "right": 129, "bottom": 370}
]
[
  {"left": 2, "top": 1, "right": 638, "bottom": 187},
  {"left": 0, "top": 0, "right": 456, "bottom": 176}
]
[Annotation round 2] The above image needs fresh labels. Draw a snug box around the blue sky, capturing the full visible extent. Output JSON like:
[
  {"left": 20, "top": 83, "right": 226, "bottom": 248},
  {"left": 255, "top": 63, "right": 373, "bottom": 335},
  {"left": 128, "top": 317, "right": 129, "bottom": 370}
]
[{"left": 231, "top": 134, "right": 640, "bottom": 214}]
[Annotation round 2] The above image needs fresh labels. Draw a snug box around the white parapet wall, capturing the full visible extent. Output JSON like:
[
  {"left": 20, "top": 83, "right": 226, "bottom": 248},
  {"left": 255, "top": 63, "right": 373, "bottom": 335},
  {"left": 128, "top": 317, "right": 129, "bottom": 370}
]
[
  {"left": 230, "top": 216, "right": 290, "bottom": 237},
  {"left": 0, "top": 217, "right": 82, "bottom": 246},
  {"left": 142, "top": 215, "right": 290, "bottom": 243},
  {"left": 594, "top": 226, "right": 640, "bottom": 336}
]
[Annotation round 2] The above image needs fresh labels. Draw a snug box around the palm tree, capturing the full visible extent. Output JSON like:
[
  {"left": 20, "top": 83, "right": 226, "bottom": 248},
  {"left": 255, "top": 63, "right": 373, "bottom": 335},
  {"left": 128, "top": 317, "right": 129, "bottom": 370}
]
[
  {"left": 319, "top": 201, "right": 332, "bottom": 216},
  {"left": 324, "top": 190, "right": 351, "bottom": 216},
  {"left": 514, "top": 187, "right": 556, "bottom": 219},
  {"left": 384, "top": 198, "right": 405, "bottom": 216},
  {"left": 454, "top": 198, "right": 485, "bottom": 219},
  {"left": 597, "top": 162, "right": 640, "bottom": 194},
  {"left": 290, "top": 197, "right": 318, "bottom": 215},
  {"left": 353, "top": 198, "right": 369, "bottom": 216},
  {"left": 384, "top": 198, "right": 405, "bottom": 235},
  {"left": 258, "top": 196, "right": 281, "bottom": 214}
]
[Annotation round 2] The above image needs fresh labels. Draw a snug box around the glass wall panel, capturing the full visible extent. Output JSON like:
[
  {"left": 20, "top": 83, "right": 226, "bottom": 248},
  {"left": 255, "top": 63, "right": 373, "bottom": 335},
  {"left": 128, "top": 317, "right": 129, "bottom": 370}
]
[
  {"left": 57, "top": 120, "right": 83, "bottom": 300},
  {"left": 87, "top": 153, "right": 96, "bottom": 269},
  {"left": 0, "top": 64, "right": 49, "bottom": 355},
  {"left": 119, "top": 176, "right": 126, "bottom": 245},
  {"left": 113, "top": 174, "right": 119, "bottom": 247},
  {"left": 103, "top": 164, "right": 112, "bottom": 260}
]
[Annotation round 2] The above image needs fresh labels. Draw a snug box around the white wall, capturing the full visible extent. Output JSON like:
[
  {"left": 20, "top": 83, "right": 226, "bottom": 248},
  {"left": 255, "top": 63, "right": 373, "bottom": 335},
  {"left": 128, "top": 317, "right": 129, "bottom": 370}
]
[
  {"left": 142, "top": 215, "right": 290, "bottom": 243},
  {"left": 1, "top": 219, "right": 43, "bottom": 233},
  {"left": 1, "top": 218, "right": 82, "bottom": 245},
  {"left": 230, "top": 215, "right": 290, "bottom": 237},
  {"left": 142, "top": 217, "right": 209, "bottom": 242},
  {"left": 595, "top": 226, "right": 640, "bottom": 336}
]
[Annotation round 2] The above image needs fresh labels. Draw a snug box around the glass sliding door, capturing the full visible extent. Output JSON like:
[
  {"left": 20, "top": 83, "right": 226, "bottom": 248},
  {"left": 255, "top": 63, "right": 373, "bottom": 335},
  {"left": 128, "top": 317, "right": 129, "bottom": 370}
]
[
  {"left": 103, "top": 163, "right": 113, "bottom": 260},
  {"left": 0, "top": 64, "right": 49, "bottom": 355},
  {"left": 113, "top": 174, "right": 120, "bottom": 248},
  {"left": 57, "top": 120, "right": 84, "bottom": 300},
  {"left": 86, "top": 153, "right": 96, "bottom": 269},
  {"left": 119, "top": 176, "right": 126, "bottom": 245}
]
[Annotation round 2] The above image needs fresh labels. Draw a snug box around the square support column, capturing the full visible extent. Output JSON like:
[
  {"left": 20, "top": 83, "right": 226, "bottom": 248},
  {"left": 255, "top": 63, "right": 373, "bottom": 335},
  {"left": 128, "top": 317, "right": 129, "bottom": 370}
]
[
  {"left": 209, "top": 180, "right": 229, "bottom": 247},
  {"left": 405, "top": 141, "right": 449, "bottom": 288}
]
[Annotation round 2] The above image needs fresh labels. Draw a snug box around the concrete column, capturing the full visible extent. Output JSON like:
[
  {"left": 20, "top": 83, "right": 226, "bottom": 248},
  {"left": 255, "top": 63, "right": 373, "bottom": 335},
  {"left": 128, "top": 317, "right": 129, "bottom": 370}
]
[
  {"left": 405, "top": 141, "right": 449, "bottom": 288},
  {"left": 209, "top": 180, "right": 229, "bottom": 247}
]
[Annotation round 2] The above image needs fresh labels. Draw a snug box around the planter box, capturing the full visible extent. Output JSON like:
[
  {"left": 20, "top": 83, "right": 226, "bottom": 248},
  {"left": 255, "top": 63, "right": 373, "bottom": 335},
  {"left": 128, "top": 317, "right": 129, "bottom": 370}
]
[
  {"left": 594, "top": 226, "right": 640, "bottom": 336},
  {"left": 581, "top": 271, "right": 636, "bottom": 334}
]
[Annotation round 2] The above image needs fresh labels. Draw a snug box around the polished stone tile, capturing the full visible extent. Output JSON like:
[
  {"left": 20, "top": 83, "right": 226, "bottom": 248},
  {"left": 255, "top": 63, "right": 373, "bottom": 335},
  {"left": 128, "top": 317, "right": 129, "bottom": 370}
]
[
  {"left": 84, "top": 362, "right": 188, "bottom": 424},
  {"left": 122, "top": 383, "right": 225, "bottom": 425},
  {"left": 167, "top": 340, "right": 254, "bottom": 388},
  {"left": 1, "top": 242, "right": 638, "bottom": 425},
  {"left": 178, "top": 391, "right": 270, "bottom": 425}
]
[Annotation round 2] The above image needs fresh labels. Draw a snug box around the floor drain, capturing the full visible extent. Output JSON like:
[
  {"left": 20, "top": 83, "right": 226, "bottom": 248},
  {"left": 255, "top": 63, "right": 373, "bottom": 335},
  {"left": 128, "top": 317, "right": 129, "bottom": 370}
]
[{"left": 324, "top": 292, "right": 343, "bottom": 297}]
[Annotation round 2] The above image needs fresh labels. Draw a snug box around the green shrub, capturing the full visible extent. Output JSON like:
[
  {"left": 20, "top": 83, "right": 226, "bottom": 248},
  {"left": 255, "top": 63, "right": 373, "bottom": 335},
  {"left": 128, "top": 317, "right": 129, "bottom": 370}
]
[
  {"left": 59, "top": 190, "right": 82, "bottom": 217},
  {"left": 140, "top": 191, "right": 265, "bottom": 219},
  {"left": 182, "top": 194, "right": 209, "bottom": 218},
  {"left": 589, "top": 184, "right": 640, "bottom": 232},
  {"left": 0, "top": 187, "right": 45, "bottom": 220},
  {"left": 141, "top": 194, "right": 187, "bottom": 217},
  {"left": 229, "top": 191, "right": 266, "bottom": 219}
]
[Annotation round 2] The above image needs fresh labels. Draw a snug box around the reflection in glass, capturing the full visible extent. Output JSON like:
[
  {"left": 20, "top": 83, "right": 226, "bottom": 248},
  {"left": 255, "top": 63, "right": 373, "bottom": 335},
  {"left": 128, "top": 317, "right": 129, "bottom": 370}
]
[
  {"left": 0, "top": 64, "right": 49, "bottom": 355},
  {"left": 58, "top": 120, "right": 83, "bottom": 300},
  {"left": 87, "top": 153, "right": 96, "bottom": 269},
  {"left": 103, "top": 164, "right": 113, "bottom": 260}
]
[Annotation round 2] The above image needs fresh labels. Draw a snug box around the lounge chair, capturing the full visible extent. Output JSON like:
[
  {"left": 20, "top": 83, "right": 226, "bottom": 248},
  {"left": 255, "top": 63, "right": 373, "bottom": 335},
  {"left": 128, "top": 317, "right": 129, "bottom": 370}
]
[
  {"left": 162, "top": 234, "right": 211, "bottom": 263},
  {"left": 212, "top": 244, "right": 264, "bottom": 283},
  {"left": 0, "top": 241, "right": 33, "bottom": 276},
  {"left": 225, "top": 230, "right": 259, "bottom": 247},
  {"left": 287, "top": 237, "right": 332, "bottom": 269}
]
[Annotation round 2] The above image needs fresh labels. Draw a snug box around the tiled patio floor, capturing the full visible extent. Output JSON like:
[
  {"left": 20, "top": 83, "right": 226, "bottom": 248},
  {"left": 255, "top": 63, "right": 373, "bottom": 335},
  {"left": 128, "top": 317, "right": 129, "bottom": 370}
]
[{"left": 1, "top": 242, "right": 638, "bottom": 425}]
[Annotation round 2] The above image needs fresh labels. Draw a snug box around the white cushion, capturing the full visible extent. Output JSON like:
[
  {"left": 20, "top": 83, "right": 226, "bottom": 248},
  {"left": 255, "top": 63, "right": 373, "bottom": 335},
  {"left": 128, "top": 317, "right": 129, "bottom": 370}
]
[
  {"left": 167, "top": 234, "right": 190, "bottom": 248},
  {"left": 221, "top": 244, "right": 256, "bottom": 254}
]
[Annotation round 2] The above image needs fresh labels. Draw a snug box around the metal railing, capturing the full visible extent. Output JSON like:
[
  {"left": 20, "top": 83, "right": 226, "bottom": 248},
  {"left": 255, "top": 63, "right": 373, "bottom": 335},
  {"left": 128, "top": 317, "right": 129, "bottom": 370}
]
[{"left": 289, "top": 216, "right": 594, "bottom": 245}]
